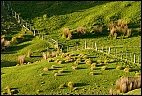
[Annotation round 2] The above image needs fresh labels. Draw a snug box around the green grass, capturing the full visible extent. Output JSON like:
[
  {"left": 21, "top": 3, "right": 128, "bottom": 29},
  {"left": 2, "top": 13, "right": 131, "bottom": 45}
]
[
  {"left": 11, "top": 1, "right": 141, "bottom": 36},
  {"left": 1, "top": 50, "right": 137, "bottom": 95},
  {"left": 1, "top": 1, "right": 141, "bottom": 95}
]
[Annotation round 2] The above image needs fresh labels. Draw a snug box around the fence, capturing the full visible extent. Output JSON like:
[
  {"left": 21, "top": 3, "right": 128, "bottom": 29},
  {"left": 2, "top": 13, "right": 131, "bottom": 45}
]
[{"left": 66, "top": 40, "right": 141, "bottom": 67}]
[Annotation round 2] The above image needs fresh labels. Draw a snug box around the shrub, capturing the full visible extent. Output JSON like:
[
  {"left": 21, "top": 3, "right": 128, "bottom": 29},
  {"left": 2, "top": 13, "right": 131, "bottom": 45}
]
[
  {"left": 116, "top": 65, "right": 122, "bottom": 70},
  {"left": 91, "top": 25, "right": 103, "bottom": 33},
  {"left": 74, "top": 60, "right": 79, "bottom": 65},
  {"left": 82, "top": 55, "right": 88, "bottom": 59},
  {"left": 59, "top": 83, "right": 66, "bottom": 89},
  {"left": 46, "top": 52, "right": 51, "bottom": 58},
  {"left": 42, "top": 52, "right": 47, "bottom": 60},
  {"left": 51, "top": 51, "right": 57, "bottom": 57},
  {"left": 17, "top": 55, "right": 26, "bottom": 65},
  {"left": 85, "top": 59, "right": 92, "bottom": 65},
  {"left": 58, "top": 69, "right": 64, "bottom": 74},
  {"left": 67, "top": 82, "right": 74, "bottom": 89},
  {"left": 89, "top": 72, "right": 94, "bottom": 75},
  {"left": 103, "top": 59, "right": 108, "bottom": 64},
  {"left": 55, "top": 59, "right": 60, "bottom": 63},
  {"left": 115, "top": 76, "right": 141, "bottom": 93},
  {"left": 27, "top": 49, "right": 32, "bottom": 57},
  {"left": 135, "top": 72, "right": 141, "bottom": 77},
  {"left": 101, "top": 66, "right": 107, "bottom": 70},
  {"left": 62, "top": 27, "right": 72, "bottom": 39},
  {"left": 61, "top": 53, "right": 66, "bottom": 58},
  {"left": 90, "top": 63, "right": 96, "bottom": 70},
  {"left": 76, "top": 26, "right": 86, "bottom": 37},
  {"left": 51, "top": 65, "right": 56, "bottom": 69},
  {"left": 54, "top": 73, "right": 58, "bottom": 77},
  {"left": 47, "top": 58, "right": 53, "bottom": 62},
  {"left": 97, "top": 59, "right": 102, "bottom": 64},
  {"left": 3, "top": 40, "right": 11, "bottom": 48},
  {"left": 90, "top": 66, "right": 95, "bottom": 70},
  {"left": 124, "top": 67, "right": 130, "bottom": 72},
  {"left": 43, "top": 67, "right": 48, "bottom": 71},
  {"left": 4, "top": 86, "right": 11, "bottom": 95},
  {"left": 11, "top": 37, "right": 17, "bottom": 44},
  {"left": 58, "top": 60, "right": 64, "bottom": 64},
  {"left": 72, "top": 65, "right": 78, "bottom": 70}
]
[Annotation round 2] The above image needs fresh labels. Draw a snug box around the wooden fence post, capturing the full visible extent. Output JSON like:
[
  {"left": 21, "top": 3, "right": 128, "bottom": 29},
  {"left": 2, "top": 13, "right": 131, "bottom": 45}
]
[
  {"left": 138, "top": 55, "right": 139, "bottom": 64},
  {"left": 2, "top": 1, "right": 5, "bottom": 6},
  {"left": 115, "top": 49, "right": 117, "bottom": 57},
  {"left": 14, "top": 12, "right": 17, "bottom": 18},
  {"left": 121, "top": 54, "right": 123, "bottom": 59},
  {"left": 126, "top": 52, "right": 127, "bottom": 59},
  {"left": 133, "top": 54, "right": 136, "bottom": 63},
  {"left": 85, "top": 40, "right": 87, "bottom": 49},
  {"left": 25, "top": 22, "right": 27, "bottom": 28},
  {"left": 67, "top": 46, "right": 68, "bottom": 52},
  {"left": 92, "top": 42, "right": 94, "bottom": 49},
  {"left": 95, "top": 42, "right": 97, "bottom": 51},
  {"left": 102, "top": 47, "right": 103, "bottom": 52},
  {"left": 17, "top": 14, "right": 20, "bottom": 23},
  {"left": 108, "top": 47, "right": 110, "bottom": 54},
  {"left": 76, "top": 44, "right": 78, "bottom": 50}
]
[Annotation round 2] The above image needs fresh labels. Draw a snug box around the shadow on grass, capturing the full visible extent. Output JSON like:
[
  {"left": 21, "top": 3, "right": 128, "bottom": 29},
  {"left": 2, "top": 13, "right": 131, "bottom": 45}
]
[
  {"left": 74, "top": 82, "right": 89, "bottom": 87},
  {"left": 4, "top": 43, "right": 31, "bottom": 52},
  {"left": 94, "top": 72, "right": 102, "bottom": 75},
  {"left": 13, "top": 1, "right": 111, "bottom": 19},
  {"left": 1, "top": 60, "right": 17, "bottom": 68},
  {"left": 63, "top": 70, "right": 72, "bottom": 73},
  {"left": 130, "top": 68, "right": 140, "bottom": 72},
  {"left": 77, "top": 67, "right": 86, "bottom": 70},
  {"left": 106, "top": 67, "right": 115, "bottom": 70},
  {"left": 30, "top": 55, "right": 42, "bottom": 57},
  {"left": 48, "top": 68, "right": 59, "bottom": 71},
  {"left": 10, "top": 88, "right": 19, "bottom": 94}
]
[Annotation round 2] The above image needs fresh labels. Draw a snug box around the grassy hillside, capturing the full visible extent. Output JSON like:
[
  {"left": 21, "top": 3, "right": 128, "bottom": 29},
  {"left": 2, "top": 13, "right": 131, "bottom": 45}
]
[
  {"left": 11, "top": 1, "right": 141, "bottom": 36},
  {"left": 1, "top": 1, "right": 141, "bottom": 95}
]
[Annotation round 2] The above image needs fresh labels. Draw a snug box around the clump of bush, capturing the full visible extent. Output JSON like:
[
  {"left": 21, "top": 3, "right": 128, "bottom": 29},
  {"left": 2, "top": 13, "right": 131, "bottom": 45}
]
[
  {"left": 58, "top": 60, "right": 64, "bottom": 64},
  {"left": 67, "top": 81, "right": 74, "bottom": 89},
  {"left": 101, "top": 66, "right": 107, "bottom": 70},
  {"left": 116, "top": 65, "right": 122, "bottom": 70},
  {"left": 115, "top": 75, "right": 141, "bottom": 93},
  {"left": 43, "top": 67, "right": 49, "bottom": 71},
  {"left": 123, "top": 67, "right": 130, "bottom": 72},
  {"left": 58, "top": 69, "right": 64, "bottom": 74},
  {"left": 27, "top": 49, "right": 32, "bottom": 57},
  {"left": 62, "top": 27, "right": 72, "bottom": 40},
  {"left": 17, "top": 55, "right": 26, "bottom": 65},
  {"left": 72, "top": 65, "right": 78, "bottom": 70},
  {"left": 76, "top": 26, "right": 87, "bottom": 37},
  {"left": 85, "top": 58, "right": 92, "bottom": 65},
  {"left": 58, "top": 83, "right": 66, "bottom": 89},
  {"left": 96, "top": 59, "right": 102, "bottom": 64},
  {"left": 89, "top": 72, "right": 94, "bottom": 75},
  {"left": 90, "top": 63, "right": 96, "bottom": 70}
]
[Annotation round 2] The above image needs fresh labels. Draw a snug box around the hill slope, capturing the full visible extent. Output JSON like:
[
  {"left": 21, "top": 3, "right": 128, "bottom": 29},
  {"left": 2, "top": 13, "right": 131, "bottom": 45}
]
[{"left": 1, "top": 1, "right": 141, "bottom": 95}]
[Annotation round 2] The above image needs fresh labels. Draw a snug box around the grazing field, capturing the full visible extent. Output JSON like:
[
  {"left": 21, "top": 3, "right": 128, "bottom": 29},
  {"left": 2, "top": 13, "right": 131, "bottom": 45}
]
[{"left": 1, "top": 1, "right": 141, "bottom": 95}]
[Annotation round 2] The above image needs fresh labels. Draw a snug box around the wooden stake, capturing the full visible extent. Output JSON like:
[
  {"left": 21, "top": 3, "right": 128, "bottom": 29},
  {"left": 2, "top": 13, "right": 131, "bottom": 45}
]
[
  {"left": 102, "top": 47, "right": 103, "bottom": 52},
  {"left": 92, "top": 42, "right": 94, "bottom": 49},
  {"left": 138, "top": 55, "right": 139, "bottom": 64},
  {"left": 85, "top": 40, "right": 87, "bottom": 49},
  {"left": 14, "top": 12, "right": 17, "bottom": 18},
  {"left": 134, "top": 54, "right": 136, "bottom": 63},
  {"left": 108, "top": 47, "right": 110, "bottom": 54}
]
